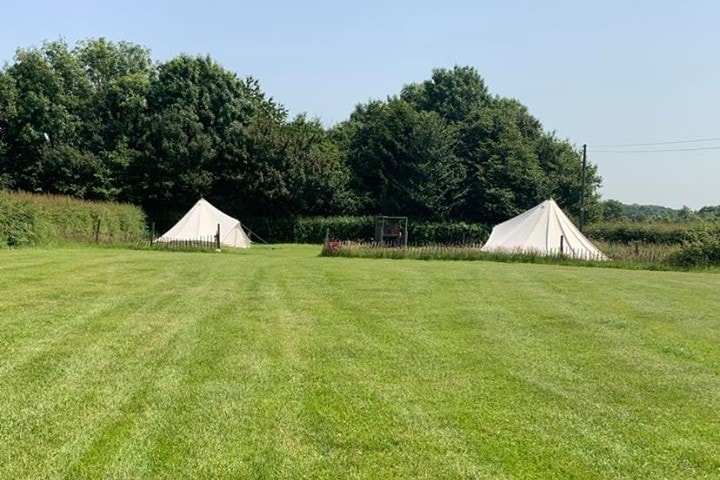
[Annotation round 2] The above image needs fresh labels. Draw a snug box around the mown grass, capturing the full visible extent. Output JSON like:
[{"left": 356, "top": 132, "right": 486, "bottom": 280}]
[{"left": 1, "top": 245, "right": 719, "bottom": 479}]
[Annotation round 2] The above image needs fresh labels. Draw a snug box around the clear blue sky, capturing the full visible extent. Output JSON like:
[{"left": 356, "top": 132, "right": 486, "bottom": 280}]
[{"left": 2, "top": 0, "right": 719, "bottom": 208}]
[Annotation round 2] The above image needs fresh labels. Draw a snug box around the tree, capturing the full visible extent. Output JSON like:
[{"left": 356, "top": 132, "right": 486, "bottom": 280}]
[
  {"left": 73, "top": 38, "right": 154, "bottom": 199},
  {"left": 1, "top": 40, "right": 604, "bottom": 230},
  {"left": 535, "top": 133, "right": 602, "bottom": 222},
  {"left": 0, "top": 39, "right": 155, "bottom": 200},
  {"left": 0, "top": 70, "right": 18, "bottom": 189},
  {"left": 397, "top": 66, "right": 601, "bottom": 223},
  {"left": 454, "top": 103, "right": 545, "bottom": 222},
  {"left": 129, "top": 54, "right": 314, "bottom": 226},
  {"left": 600, "top": 199, "right": 624, "bottom": 222},
  {"left": 0, "top": 41, "right": 95, "bottom": 194},
  {"left": 340, "top": 98, "right": 466, "bottom": 220},
  {"left": 401, "top": 65, "right": 491, "bottom": 123},
  {"left": 341, "top": 99, "right": 417, "bottom": 215},
  {"left": 280, "top": 115, "right": 356, "bottom": 216},
  {"left": 407, "top": 111, "right": 467, "bottom": 219},
  {"left": 698, "top": 205, "right": 720, "bottom": 220}
]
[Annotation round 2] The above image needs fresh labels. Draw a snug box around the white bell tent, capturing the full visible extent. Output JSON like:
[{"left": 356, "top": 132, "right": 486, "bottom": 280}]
[
  {"left": 481, "top": 199, "right": 607, "bottom": 260},
  {"left": 156, "top": 198, "right": 251, "bottom": 248}
]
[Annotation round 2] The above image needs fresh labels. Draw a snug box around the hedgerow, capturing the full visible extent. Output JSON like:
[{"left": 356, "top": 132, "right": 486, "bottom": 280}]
[
  {"left": 0, "top": 191, "right": 147, "bottom": 247},
  {"left": 585, "top": 221, "right": 720, "bottom": 245}
]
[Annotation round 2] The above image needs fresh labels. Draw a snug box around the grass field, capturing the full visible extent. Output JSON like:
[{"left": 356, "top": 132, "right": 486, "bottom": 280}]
[{"left": 1, "top": 245, "right": 719, "bottom": 479}]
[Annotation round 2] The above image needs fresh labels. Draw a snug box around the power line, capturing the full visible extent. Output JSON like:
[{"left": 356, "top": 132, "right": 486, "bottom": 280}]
[
  {"left": 590, "top": 137, "right": 720, "bottom": 148},
  {"left": 592, "top": 145, "right": 720, "bottom": 154}
]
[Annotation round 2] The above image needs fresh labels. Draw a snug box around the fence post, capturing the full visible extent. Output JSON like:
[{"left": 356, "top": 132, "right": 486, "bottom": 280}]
[
  {"left": 150, "top": 222, "right": 155, "bottom": 246},
  {"left": 403, "top": 218, "right": 408, "bottom": 248},
  {"left": 216, "top": 224, "right": 221, "bottom": 250},
  {"left": 560, "top": 235, "right": 564, "bottom": 255},
  {"left": 95, "top": 218, "right": 101, "bottom": 244}
]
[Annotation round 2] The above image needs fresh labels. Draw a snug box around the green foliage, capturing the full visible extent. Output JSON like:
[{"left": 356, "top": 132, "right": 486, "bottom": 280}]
[
  {"left": 240, "top": 216, "right": 297, "bottom": 244},
  {"left": 670, "top": 233, "right": 720, "bottom": 267},
  {"left": 0, "top": 190, "right": 146, "bottom": 247},
  {"left": 0, "top": 39, "right": 154, "bottom": 200},
  {"left": 586, "top": 220, "right": 720, "bottom": 245},
  {"left": 341, "top": 66, "right": 602, "bottom": 223},
  {"left": 0, "top": 194, "right": 41, "bottom": 246},
  {"left": 295, "top": 216, "right": 374, "bottom": 243},
  {"left": 400, "top": 65, "right": 491, "bottom": 122},
  {"left": 594, "top": 240, "right": 679, "bottom": 265},
  {"left": 2, "top": 38, "right": 600, "bottom": 229},
  {"left": 697, "top": 205, "right": 720, "bottom": 220},
  {"left": 280, "top": 216, "right": 490, "bottom": 244},
  {"left": 408, "top": 220, "right": 490, "bottom": 244},
  {"left": 596, "top": 200, "right": 711, "bottom": 222},
  {"left": 628, "top": 203, "right": 693, "bottom": 221},
  {"left": 593, "top": 201, "right": 720, "bottom": 223},
  {"left": 340, "top": 99, "right": 467, "bottom": 219},
  {"left": 599, "top": 199, "right": 625, "bottom": 221},
  {"left": 319, "top": 240, "right": 717, "bottom": 272}
]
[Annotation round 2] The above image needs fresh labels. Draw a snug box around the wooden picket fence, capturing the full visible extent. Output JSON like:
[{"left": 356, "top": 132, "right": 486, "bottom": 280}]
[{"left": 151, "top": 234, "right": 220, "bottom": 251}]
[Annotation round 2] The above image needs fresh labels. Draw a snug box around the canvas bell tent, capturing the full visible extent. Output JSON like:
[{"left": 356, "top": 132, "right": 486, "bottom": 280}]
[
  {"left": 481, "top": 199, "right": 607, "bottom": 260},
  {"left": 156, "top": 198, "right": 251, "bottom": 248}
]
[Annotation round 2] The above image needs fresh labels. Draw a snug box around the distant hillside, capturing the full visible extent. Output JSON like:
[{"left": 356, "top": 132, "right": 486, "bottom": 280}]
[{"left": 624, "top": 204, "right": 688, "bottom": 221}]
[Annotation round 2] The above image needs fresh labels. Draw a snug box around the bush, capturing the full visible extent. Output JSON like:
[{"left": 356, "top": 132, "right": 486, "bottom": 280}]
[
  {"left": 409, "top": 221, "right": 490, "bottom": 245},
  {"left": 0, "top": 191, "right": 147, "bottom": 247},
  {"left": 669, "top": 234, "right": 720, "bottom": 267}
]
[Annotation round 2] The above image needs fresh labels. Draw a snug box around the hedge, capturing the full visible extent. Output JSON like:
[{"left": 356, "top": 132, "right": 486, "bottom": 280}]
[
  {"left": 585, "top": 221, "right": 720, "bottom": 245},
  {"left": 0, "top": 191, "right": 147, "bottom": 247},
  {"left": 243, "top": 216, "right": 490, "bottom": 245}
]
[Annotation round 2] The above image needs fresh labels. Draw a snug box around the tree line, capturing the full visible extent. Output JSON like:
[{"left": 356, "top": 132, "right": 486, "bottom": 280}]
[
  {"left": 0, "top": 38, "right": 601, "bottom": 229},
  {"left": 598, "top": 200, "right": 720, "bottom": 222}
]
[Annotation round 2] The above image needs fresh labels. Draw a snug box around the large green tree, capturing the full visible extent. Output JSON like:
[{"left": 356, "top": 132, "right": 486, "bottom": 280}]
[
  {"left": 128, "top": 55, "right": 284, "bottom": 224},
  {"left": 339, "top": 98, "right": 466, "bottom": 220},
  {"left": 130, "top": 55, "right": 353, "bottom": 226},
  {"left": 401, "top": 65, "right": 491, "bottom": 122},
  {"left": 398, "top": 66, "right": 601, "bottom": 222},
  {"left": 0, "top": 39, "right": 153, "bottom": 199}
]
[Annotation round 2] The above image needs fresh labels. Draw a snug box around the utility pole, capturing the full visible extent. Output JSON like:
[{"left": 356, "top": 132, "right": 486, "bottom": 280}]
[{"left": 580, "top": 144, "right": 587, "bottom": 232}]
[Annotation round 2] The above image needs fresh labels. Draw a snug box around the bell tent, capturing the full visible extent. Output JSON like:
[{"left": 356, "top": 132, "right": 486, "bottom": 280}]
[
  {"left": 156, "top": 198, "right": 251, "bottom": 248},
  {"left": 481, "top": 199, "right": 607, "bottom": 260}
]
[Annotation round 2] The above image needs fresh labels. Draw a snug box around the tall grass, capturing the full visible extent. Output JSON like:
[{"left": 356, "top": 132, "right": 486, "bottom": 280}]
[
  {"left": 321, "top": 242, "right": 605, "bottom": 265},
  {"left": 320, "top": 241, "right": 716, "bottom": 272},
  {"left": 593, "top": 241, "right": 679, "bottom": 263},
  {"left": 0, "top": 191, "right": 147, "bottom": 247}
]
